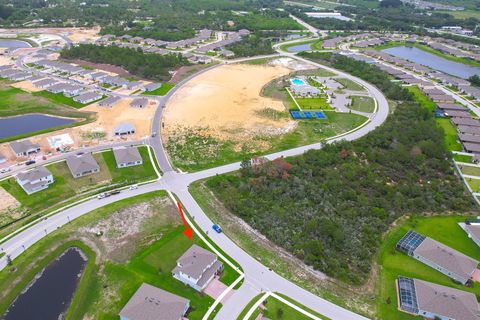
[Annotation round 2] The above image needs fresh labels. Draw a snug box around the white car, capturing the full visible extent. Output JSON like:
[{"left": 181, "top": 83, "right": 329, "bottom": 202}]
[
  {"left": 129, "top": 184, "right": 138, "bottom": 190},
  {"left": 0, "top": 168, "right": 11, "bottom": 174}
]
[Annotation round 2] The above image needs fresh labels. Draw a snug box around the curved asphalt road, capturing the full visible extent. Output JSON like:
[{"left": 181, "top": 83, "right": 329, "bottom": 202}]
[{"left": 0, "top": 51, "right": 389, "bottom": 319}]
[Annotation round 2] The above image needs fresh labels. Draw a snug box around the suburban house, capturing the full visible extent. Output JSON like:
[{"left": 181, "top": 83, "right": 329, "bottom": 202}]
[
  {"left": 114, "top": 123, "right": 136, "bottom": 136},
  {"left": 142, "top": 82, "right": 161, "bottom": 92},
  {"left": 10, "top": 140, "right": 40, "bottom": 157},
  {"left": 99, "top": 96, "right": 121, "bottom": 107},
  {"left": 16, "top": 167, "right": 54, "bottom": 195},
  {"left": 119, "top": 283, "right": 190, "bottom": 320},
  {"left": 66, "top": 153, "right": 100, "bottom": 178},
  {"left": 113, "top": 146, "right": 143, "bottom": 168},
  {"left": 172, "top": 244, "right": 224, "bottom": 292},
  {"left": 396, "top": 276, "right": 480, "bottom": 320},
  {"left": 127, "top": 81, "right": 143, "bottom": 91},
  {"left": 460, "top": 220, "right": 480, "bottom": 248},
  {"left": 396, "top": 230, "right": 479, "bottom": 285},
  {"left": 130, "top": 97, "right": 149, "bottom": 108},
  {"left": 290, "top": 84, "right": 321, "bottom": 97},
  {"left": 73, "top": 91, "right": 103, "bottom": 104}
]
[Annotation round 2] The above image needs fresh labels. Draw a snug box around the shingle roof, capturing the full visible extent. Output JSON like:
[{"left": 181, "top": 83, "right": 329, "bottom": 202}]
[
  {"left": 172, "top": 244, "right": 217, "bottom": 280},
  {"left": 17, "top": 166, "right": 51, "bottom": 182},
  {"left": 414, "top": 278, "right": 480, "bottom": 320},
  {"left": 113, "top": 146, "right": 142, "bottom": 165},
  {"left": 119, "top": 283, "right": 189, "bottom": 320},
  {"left": 10, "top": 140, "right": 40, "bottom": 154},
  {"left": 66, "top": 153, "right": 99, "bottom": 176},
  {"left": 414, "top": 237, "right": 478, "bottom": 281}
]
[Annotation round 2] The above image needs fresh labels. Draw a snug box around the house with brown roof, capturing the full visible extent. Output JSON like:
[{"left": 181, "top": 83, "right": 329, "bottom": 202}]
[
  {"left": 172, "top": 244, "right": 223, "bottom": 292},
  {"left": 397, "top": 276, "right": 480, "bottom": 320},
  {"left": 397, "top": 231, "right": 479, "bottom": 285},
  {"left": 119, "top": 283, "right": 190, "bottom": 320}
]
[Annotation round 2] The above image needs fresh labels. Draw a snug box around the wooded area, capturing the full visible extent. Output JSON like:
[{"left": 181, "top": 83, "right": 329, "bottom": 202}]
[
  {"left": 60, "top": 44, "right": 189, "bottom": 81},
  {"left": 206, "top": 54, "right": 476, "bottom": 283}
]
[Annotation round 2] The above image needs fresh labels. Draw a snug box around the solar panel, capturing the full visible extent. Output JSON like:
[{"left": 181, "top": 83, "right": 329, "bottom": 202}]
[
  {"left": 398, "top": 277, "right": 419, "bottom": 314},
  {"left": 396, "top": 230, "right": 426, "bottom": 256}
]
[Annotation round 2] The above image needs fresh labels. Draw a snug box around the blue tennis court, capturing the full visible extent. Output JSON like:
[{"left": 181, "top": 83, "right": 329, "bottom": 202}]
[{"left": 290, "top": 110, "right": 327, "bottom": 120}]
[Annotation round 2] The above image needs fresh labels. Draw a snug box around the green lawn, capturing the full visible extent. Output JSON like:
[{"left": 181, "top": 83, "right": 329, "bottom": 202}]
[
  {"left": 406, "top": 86, "right": 437, "bottom": 112},
  {"left": 459, "top": 164, "right": 480, "bottom": 176},
  {"left": 349, "top": 96, "right": 375, "bottom": 113},
  {"left": 141, "top": 83, "right": 175, "bottom": 96},
  {"left": 439, "top": 9, "right": 480, "bottom": 20},
  {"left": 167, "top": 111, "right": 367, "bottom": 172},
  {"left": 436, "top": 118, "right": 462, "bottom": 151},
  {"left": 377, "top": 215, "right": 480, "bottom": 320},
  {"left": 0, "top": 192, "right": 237, "bottom": 320},
  {"left": 454, "top": 153, "right": 475, "bottom": 163},
  {"left": 280, "top": 39, "right": 323, "bottom": 52},
  {"left": 32, "top": 91, "right": 93, "bottom": 109},
  {"left": 0, "top": 147, "right": 156, "bottom": 228},
  {"left": 466, "top": 178, "right": 480, "bottom": 192},
  {"left": 295, "top": 97, "right": 333, "bottom": 110},
  {"left": 246, "top": 295, "right": 330, "bottom": 320},
  {"left": 335, "top": 78, "right": 364, "bottom": 91}
]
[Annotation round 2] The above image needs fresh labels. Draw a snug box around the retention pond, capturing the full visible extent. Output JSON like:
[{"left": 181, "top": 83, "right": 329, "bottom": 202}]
[
  {"left": 0, "top": 114, "right": 76, "bottom": 139},
  {"left": 3, "top": 247, "right": 87, "bottom": 320}
]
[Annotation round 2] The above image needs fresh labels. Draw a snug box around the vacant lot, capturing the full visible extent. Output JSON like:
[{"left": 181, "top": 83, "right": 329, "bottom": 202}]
[
  {"left": 349, "top": 96, "right": 375, "bottom": 113},
  {"left": 335, "top": 78, "right": 364, "bottom": 91}
]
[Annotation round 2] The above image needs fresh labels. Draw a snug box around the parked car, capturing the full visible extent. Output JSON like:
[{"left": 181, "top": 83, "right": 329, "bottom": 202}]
[
  {"left": 25, "top": 160, "right": 36, "bottom": 166},
  {"left": 129, "top": 184, "right": 138, "bottom": 190},
  {"left": 0, "top": 168, "right": 11, "bottom": 174},
  {"left": 110, "top": 190, "right": 121, "bottom": 195},
  {"left": 97, "top": 193, "right": 107, "bottom": 199},
  {"left": 212, "top": 224, "right": 222, "bottom": 233}
]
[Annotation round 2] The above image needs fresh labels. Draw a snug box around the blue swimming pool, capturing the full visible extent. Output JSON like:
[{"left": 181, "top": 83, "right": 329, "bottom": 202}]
[{"left": 290, "top": 78, "right": 306, "bottom": 86}]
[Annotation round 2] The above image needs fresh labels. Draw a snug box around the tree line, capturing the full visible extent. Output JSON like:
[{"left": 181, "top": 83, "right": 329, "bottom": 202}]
[{"left": 60, "top": 44, "right": 189, "bottom": 81}]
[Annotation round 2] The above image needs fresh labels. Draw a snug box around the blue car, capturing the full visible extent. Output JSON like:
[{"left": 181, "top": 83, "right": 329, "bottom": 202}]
[{"left": 212, "top": 224, "right": 223, "bottom": 233}]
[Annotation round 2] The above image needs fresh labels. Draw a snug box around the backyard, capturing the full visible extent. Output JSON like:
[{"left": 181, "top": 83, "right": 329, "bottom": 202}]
[
  {"left": 377, "top": 215, "right": 480, "bottom": 320},
  {"left": 436, "top": 118, "right": 462, "bottom": 151}
]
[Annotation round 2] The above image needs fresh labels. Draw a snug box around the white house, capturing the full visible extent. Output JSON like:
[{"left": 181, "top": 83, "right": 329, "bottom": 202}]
[{"left": 16, "top": 167, "right": 54, "bottom": 195}]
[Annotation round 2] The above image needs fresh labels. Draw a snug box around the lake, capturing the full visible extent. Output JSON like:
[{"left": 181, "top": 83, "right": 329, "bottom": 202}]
[
  {"left": 0, "top": 40, "right": 31, "bottom": 48},
  {"left": 3, "top": 248, "right": 87, "bottom": 320},
  {"left": 382, "top": 46, "right": 480, "bottom": 79},
  {"left": 0, "top": 114, "right": 76, "bottom": 139},
  {"left": 288, "top": 43, "right": 312, "bottom": 53}
]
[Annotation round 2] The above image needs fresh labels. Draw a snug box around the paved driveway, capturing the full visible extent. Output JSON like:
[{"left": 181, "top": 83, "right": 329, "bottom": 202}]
[{"left": 204, "top": 277, "right": 234, "bottom": 303}]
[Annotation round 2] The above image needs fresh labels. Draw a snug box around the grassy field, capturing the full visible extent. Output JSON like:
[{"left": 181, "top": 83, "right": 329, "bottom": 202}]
[
  {"left": 349, "top": 96, "right": 375, "bottom": 113},
  {"left": 466, "top": 178, "right": 480, "bottom": 192},
  {"left": 335, "top": 78, "right": 364, "bottom": 91},
  {"left": 439, "top": 9, "right": 480, "bottom": 20},
  {"left": 454, "top": 153, "right": 475, "bottom": 163},
  {"left": 0, "top": 192, "right": 238, "bottom": 320},
  {"left": 436, "top": 118, "right": 462, "bottom": 151},
  {"left": 377, "top": 215, "right": 480, "bottom": 320},
  {"left": 294, "top": 97, "right": 333, "bottom": 110},
  {"left": 0, "top": 147, "right": 156, "bottom": 228},
  {"left": 167, "top": 111, "right": 367, "bottom": 172},
  {"left": 141, "top": 83, "right": 175, "bottom": 96}
]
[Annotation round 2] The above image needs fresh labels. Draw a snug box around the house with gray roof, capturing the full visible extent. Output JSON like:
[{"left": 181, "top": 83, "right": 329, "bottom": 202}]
[
  {"left": 16, "top": 166, "right": 54, "bottom": 195},
  {"left": 397, "top": 276, "right": 480, "bottom": 320},
  {"left": 10, "top": 140, "right": 40, "bottom": 157},
  {"left": 113, "top": 146, "right": 142, "bottom": 168},
  {"left": 460, "top": 221, "right": 480, "bottom": 248},
  {"left": 99, "top": 96, "right": 121, "bottom": 107},
  {"left": 142, "top": 83, "right": 161, "bottom": 92},
  {"left": 397, "top": 230, "right": 479, "bottom": 285},
  {"left": 66, "top": 153, "right": 100, "bottom": 178},
  {"left": 119, "top": 283, "right": 190, "bottom": 320},
  {"left": 130, "top": 97, "right": 149, "bottom": 108},
  {"left": 127, "top": 81, "right": 143, "bottom": 91},
  {"left": 33, "top": 78, "right": 58, "bottom": 89},
  {"left": 114, "top": 123, "right": 136, "bottom": 136},
  {"left": 290, "top": 84, "right": 321, "bottom": 97},
  {"left": 172, "top": 244, "right": 223, "bottom": 292},
  {"left": 73, "top": 91, "right": 103, "bottom": 104}
]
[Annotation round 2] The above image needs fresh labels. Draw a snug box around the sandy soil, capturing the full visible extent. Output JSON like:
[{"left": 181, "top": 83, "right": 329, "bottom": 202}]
[
  {"left": 0, "top": 186, "right": 20, "bottom": 212},
  {"left": 65, "top": 59, "right": 139, "bottom": 79},
  {"left": 163, "top": 62, "right": 295, "bottom": 142},
  {"left": 0, "top": 27, "right": 100, "bottom": 43},
  {"left": 11, "top": 80, "right": 43, "bottom": 92},
  {"left": 79, "top": 98, "right": 157, "bottom": 139},
  {"left": 0, "top": 56, "right": 14, "bottom": 66}
]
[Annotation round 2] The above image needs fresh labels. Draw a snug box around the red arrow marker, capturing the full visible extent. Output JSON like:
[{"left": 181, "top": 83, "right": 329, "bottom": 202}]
[{"left": 177, "top": 201, "right": 193, "bottom": 240}]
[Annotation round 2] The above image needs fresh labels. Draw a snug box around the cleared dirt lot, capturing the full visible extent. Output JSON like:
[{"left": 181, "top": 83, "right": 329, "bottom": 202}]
[{"left": 163, "top": 63, "right": 295, "bottom": 142}]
